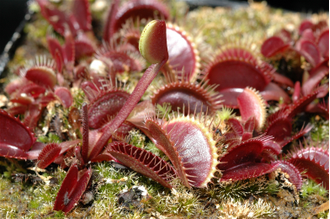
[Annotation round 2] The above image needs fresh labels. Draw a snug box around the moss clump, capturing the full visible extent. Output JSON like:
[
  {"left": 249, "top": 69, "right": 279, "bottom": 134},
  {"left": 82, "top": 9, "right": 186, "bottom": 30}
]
[
  {"left": 0, "top": 167, "right": 66, "bottom": 218},
  {"left": 37, "top": 132, "right": 61, "bottom": 144},
  {"left": 310, "top": 116, "right": 329, "bottom": 142},
  {"left": 127, "top": 129, "right": 146, "bottom": 148},
  {"left": 215, "top": 106, "right": 235, "bottom": 122},
  {"left": 92, "top": 161, "right": 171, "bottom": 218},
  {"left": 155, "top": 103, "right": 172, "bottom": 120},
  {"left": 148, "top": 179, "right": 202, "bottom": 217},
  {"left": 218, "top": 198, "right": 276, "bottom": 218},
  {"left": 208, "top": 176, "right": 279, "bottom": 201},
  {"left": 300, "top": 179, "right": 328, "bottom": 201},
  {"left": 128, "top": 129, "right": 163, "bottom": 158},
  {"left": 299, "top": 179, "right": 329, "bottom": 218}
]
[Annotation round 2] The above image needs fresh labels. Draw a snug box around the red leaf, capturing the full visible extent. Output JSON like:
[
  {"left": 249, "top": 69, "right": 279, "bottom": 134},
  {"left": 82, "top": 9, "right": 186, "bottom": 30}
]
[
  {"left": 288, "top": 147, "right": 329, "bottom": 190},
  {"left": 237, "top": 87, "right": 266, "bottom": 130},
  {"left": 88, "top": 89, "right": 130, "bottom": 129},
  {"left": 265, "top": 117, "right": 292, "bottom": 145},
  {"left": 47, "top": 36, "right": 64, "bottom": 73},
  {"left": 166, "top": 24, "right": 200, "bottom": 81},
  {"left": 71, "top": 0, "right": 92, "bottom": 31},
  {"left": 37, "top": 143, "right": 61, "bottom": 169},
  {"left": 296, "top": 39, "right": 321, "bottom": 67},
  {"left": 0, "top": 110, "right": 35, "bottom": 159},
  {"left": 273, "top": 160, "right": 302, "bottom": 190},
  {"left": 220, "top": 162, "right": 279, "bottom": 182},
  {"left": 102, "top": 0, "right": 119, "bottom": 42},
  {"left": 55, "top": 87, "right": 74, "bottom": 108},
  {"left": 164, "top": 116, "right": 219, "bottom": 187},
  {"left": 54, "top": 164, "right": 92, "bottom": 213},
  {"left": 218, "top": 137, "right": 268, "bottom": 171},
  {"left": 62, "top": 167, "right": 92, "bottom": 213},
  {"left": 108, "top": 142, "right": 176, "bottom": 188},
  {"left": 261, "top": 36, "right": 289, "bottom": 58},
  {"left": 25, "top": 66, "right": 57, "bottom": 89},
  {"left": 54, "top": 163, "right": 78, "bottom": 212},
  {"left": 317, "top": 29, "right": 329, "bottom": 58},
  {"left": 114, "top": 0, "right": 170, "bottom": 34}
]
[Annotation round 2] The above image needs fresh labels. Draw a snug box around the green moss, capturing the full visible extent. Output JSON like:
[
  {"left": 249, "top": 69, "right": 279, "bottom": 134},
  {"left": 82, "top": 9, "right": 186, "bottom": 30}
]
[
  {"left": 218, "top": 198, "right": 276, "bottom": 218},
  {"left": 53, "top": 211, "right": 66, "bottom": 218},
  {"left": 167, "top": 0, "right": 189, "bottom": 22},
  {"left": 92, "top": 162, "right": 204, "bottom": 218},
  {"left": 310, "top": 117, "right": 329, "bottom": 142},
  {"left": 0, "top": 159, "right": 27, "bottom": 178},
  {"left": 216, "top": 106, "right": 235, "bottom": 122},
  {"left": 144, "top": 141, "right": 163, "bottom": 158},
  {"left": 0, "top": 178, "right": 23, "bottom": 218},
  {"left": 29, "top": 199, "right": 40, "bottom": 209},
  {"left": 127, "top": 129, "right": 163, "bottom": 158},
  {"left": 300, "top": 179, "right": 328, "bottom": 199},
  {"left": 148, "top": 179, "right": 201, "bottom": 217},
  {"left": 72, "top": 88, "right": 86, "bottom": 109},
  {"left": 37, "top": 132, "right": 61, "bottom": 144},
  {"left": 128, "top": 129, "right": 146, "bottom": 148},
  {"left": 24, "top": 18, "right": 49, "bottom": 44},
  {"left": 318, "top": 211, "right": 329, "bottom": 218},
  {"left": 0, "top": 167, "right": 66, "bottom": 218},
  {"left": 156, "top": 103, "right": 172, "bottom": 120},
  {"left": 210, "top": 176, "right": 279, "bottom": 201},
  {"left": 92, "top": 162, "right": 143, "bottom": 218}
]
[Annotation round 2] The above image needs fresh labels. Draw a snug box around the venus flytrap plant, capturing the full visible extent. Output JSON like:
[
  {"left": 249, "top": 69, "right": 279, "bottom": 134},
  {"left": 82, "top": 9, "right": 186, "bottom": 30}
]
[
  {"left": 90, "top": 20, "right": 169, "bottom": 161},
  {"left": 37, "top": 19, "right": 170, "bottom": 213},
  {"left": 0, "top": 0, "right": 329, "bottom": 217}
]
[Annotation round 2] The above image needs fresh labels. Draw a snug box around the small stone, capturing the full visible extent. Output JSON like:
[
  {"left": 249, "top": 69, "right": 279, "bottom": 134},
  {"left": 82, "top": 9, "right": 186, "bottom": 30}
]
[
  {"left": 117, "top": 186, "right": 150, "bottom": 211},
  {"left": 80, "top": 190, "right": 94, "bottom": 205}
]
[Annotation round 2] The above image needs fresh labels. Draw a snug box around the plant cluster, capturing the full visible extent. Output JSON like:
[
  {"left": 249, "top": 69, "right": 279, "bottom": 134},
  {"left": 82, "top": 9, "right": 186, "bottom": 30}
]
[{"left": 0, "top": 0, "right": 328, "bottom": 217}]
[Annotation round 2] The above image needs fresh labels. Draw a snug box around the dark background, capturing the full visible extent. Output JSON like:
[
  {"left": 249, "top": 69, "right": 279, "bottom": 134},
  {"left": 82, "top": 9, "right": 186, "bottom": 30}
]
[
  {"left": 0, "top": 0, "right": 28, "bottom": 54},
  {"left": 0, "top": 0, "right": 328, "bottom": 55}
]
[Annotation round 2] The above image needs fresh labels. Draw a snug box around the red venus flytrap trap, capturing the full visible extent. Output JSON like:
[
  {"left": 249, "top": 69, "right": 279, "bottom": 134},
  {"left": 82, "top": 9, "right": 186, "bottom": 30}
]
[{"left": 0, "top": 0, "right": 328, "bottom": 216}]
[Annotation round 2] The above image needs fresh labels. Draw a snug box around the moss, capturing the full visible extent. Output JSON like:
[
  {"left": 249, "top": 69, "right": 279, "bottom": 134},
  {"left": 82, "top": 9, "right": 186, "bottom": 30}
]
[
  {"left": 92, "top": 162, "right": 143, "bottom": 218},
  {"left": 144, "top": 141, "right": 163, "bottom": 158},
  {"left": 29, "top": 198, "right": 40, "bottom": 209},
  {"left": 310, "top": 116, "right": 329, "bottom": 142},
  {"left": 216, "top": 106, "right": 235, "bottom": 122},
  {"left": 210, "top": 176, "right": 279, "bottom": 201},
  {"left": 71, "top": 88, "right": 86, "bottom": 109},
  {"left": 128, "top": 129, "right": 146, "bottom": 148},
  {"left": 37, "top": 132, "right": 61, "bottom": 144},
  {"left": 0, "top": 167, "right": 66, "bottom": 218},
  {"left": 146, "top": 179, "right": 201, "bottom": 217},
  {"left": 218, "top": 198, "right": 276, "bottom": 218},
  {"left": 0, "top": 159, "right": 27, "bottom": 178},
  {"left": 300, "top": 179, "right": 328, "bottom": 199},
  {"left": 127, "top": 129, "right": 163, "bottom": 158},
  {"left": 155, "top": 103, "right": 172, "bottom": 120},
  {"left": 92, "top": 162, "right": 203, "bottom": 218},
  {"left": 318, "top": 211, "right": 329, "bottom": 219}
]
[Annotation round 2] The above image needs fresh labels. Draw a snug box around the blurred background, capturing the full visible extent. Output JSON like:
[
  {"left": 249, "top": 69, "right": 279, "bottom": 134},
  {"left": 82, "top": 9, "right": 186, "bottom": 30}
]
[
  {"left": 0, "top": 0, "right": 28, "bottom": 54},
  {"left": 0, "top": 0, "right": 328, "bottom": 55}
]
